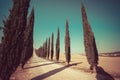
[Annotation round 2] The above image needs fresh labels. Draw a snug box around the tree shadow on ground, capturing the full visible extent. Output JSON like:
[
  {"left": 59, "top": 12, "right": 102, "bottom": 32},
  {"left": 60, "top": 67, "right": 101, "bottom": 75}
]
[
  {"left": 24, "top": 62, "right": 55, "bottom": 69},
  {"left": 27, "top": 60, "right": 47, "bottom": 64},
  {"left": 54, "top": 61, "right": 65, "bottom": 64},
  {"left": 31, "top": 62, "right": 82, "bottom": 80},
  {"left": 96, "top": 66, "right": 114, "bottom": 80}
]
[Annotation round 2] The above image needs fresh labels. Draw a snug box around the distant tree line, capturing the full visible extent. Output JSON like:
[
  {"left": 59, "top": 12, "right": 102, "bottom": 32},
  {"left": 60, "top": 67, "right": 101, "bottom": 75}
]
[
  {"left": 35, "top": 27, "right": 61, "bottom": 62},
  {"left": 36, "top": 3, "right": 99, "bottom": 71},
  {"left": 36, "top": 19, "right": 71, "bottom": 64}
]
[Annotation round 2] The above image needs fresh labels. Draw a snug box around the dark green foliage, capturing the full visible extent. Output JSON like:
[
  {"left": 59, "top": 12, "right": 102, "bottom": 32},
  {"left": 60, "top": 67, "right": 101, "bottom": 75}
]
[
  {"left": 65, "top": 20, "right": 71, "bottom": 64},
  {"left": 45, "top": 39, "right": 48, "bottom": 58},
  {"left": 36, "top": 46, "right": 44, "bottom": 58},
  {"left": 43, "top": 42, "right": 46, "bottom": 58},
  {"left": 56, "top": 27, "right": 60, "bottom": 61},
  {"left": 47, "top": 37, "right": 50, "bottom": 59},
  {"left": 81, "top": 4, "right": 99, "bottom": 70},
  {"left": 35, "top": 38, "right": 50, "bottom": 59},
  {"left": 51, "top": 32, "right": 54, "bottom": 60},
  {"left": 21, "top": 8, "right": 34, "bottom": 69},
  {"left": 0, "top": 0, "right": 30, "bottom": 79}
]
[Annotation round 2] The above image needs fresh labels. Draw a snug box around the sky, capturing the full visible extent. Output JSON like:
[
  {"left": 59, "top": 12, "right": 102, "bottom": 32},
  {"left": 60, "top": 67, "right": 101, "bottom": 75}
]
[{"left": 0, "top": 0, "right": 120, "bottom": 54}]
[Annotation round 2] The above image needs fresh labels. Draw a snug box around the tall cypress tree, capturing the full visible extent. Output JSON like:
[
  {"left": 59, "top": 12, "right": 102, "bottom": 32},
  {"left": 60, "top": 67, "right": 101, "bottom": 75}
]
[
  {"left": 41, "top": 45, "right": 44, "bottom": 58},
  {"left": 56, "top": 27, "right": 60, "bottom": 61},
  {"left": 65, "top": 20, "right": 71, "bottom": 64},
  {"left": 51, "top": 32, "right": 54, "bottom": 60},
  {"left": 81, "top": 3, "right": 98, "bottom": 70},
  {"left": 21, "top": 8, "right": 34, "bottom": 69},
  {"left": 45, "top": 39, "right": 48, "bottom": 58},
  {"left": 47, "top": 37, "right": 50, "bottom": 59},
  {"left": 43, "top": 43, "right": 46, "bottom": 58},
  {"left": 0, "top": 0, "right": 30, "bottom": 79}
]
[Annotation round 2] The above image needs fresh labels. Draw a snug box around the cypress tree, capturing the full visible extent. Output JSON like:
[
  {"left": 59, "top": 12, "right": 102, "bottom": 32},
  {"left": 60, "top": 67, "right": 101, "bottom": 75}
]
[
  {"left": 56, "top": 27, "right": 60, "bottom": 61},
  {"left": 21, "top": 8, "right": 34, "bottom": 69},
  {"left": 0, "top": 0, "right": 30, "bottom": 79},
  {"left": 43, "top": 42, "right": 46, "bottom": 58},
  {"left": 81, "top": 3, "right": 99, "bottom": 70},
  {"left": 51, "top": 32, "right": 54, "bottom": 60},
  {"left": 42, "top": 44, "right": 45, "bottom": 58},
  {"left": 65, "top": 20, "right": 71, "bottom": 64},
  {"left": 40, "top": 47, "right": 43, "bottom": 57},
  {"left": 47, "top": 37, "right": 50, "bottom": 59},
  {"left": 35, "top": 48, "right": 40, "bottom": 57},
  {"left": 45, "top": 39, "right": 48, "bottom": 58}
]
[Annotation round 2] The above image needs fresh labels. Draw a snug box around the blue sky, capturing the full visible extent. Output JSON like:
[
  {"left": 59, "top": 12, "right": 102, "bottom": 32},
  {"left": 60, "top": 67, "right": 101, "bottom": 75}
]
[{"left": 0, "top": 0, "right": 120, "bottom": 54}]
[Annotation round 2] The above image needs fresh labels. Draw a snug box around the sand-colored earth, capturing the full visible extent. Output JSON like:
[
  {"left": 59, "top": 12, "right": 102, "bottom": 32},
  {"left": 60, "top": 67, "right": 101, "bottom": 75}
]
[
  {"left": 51, "top": 53, "right": 120, "bottom": 80},
  {"left": 11, "top": 52, "right": 120, "bottom": 80},
  {"left": 58, "top": 53, "right": 120, "bottom": 75}
]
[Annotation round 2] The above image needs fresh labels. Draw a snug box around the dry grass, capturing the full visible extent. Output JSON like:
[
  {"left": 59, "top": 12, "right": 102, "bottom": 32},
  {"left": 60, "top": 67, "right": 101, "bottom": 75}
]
[{"left": 52, "top": 53, "right": 120, "bottom": 78}]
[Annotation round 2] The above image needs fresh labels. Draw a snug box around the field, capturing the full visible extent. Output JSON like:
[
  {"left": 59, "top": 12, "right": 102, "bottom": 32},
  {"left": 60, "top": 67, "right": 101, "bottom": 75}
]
[{"left": 53, "top": 53, "right": 120, "bottom": 79}]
